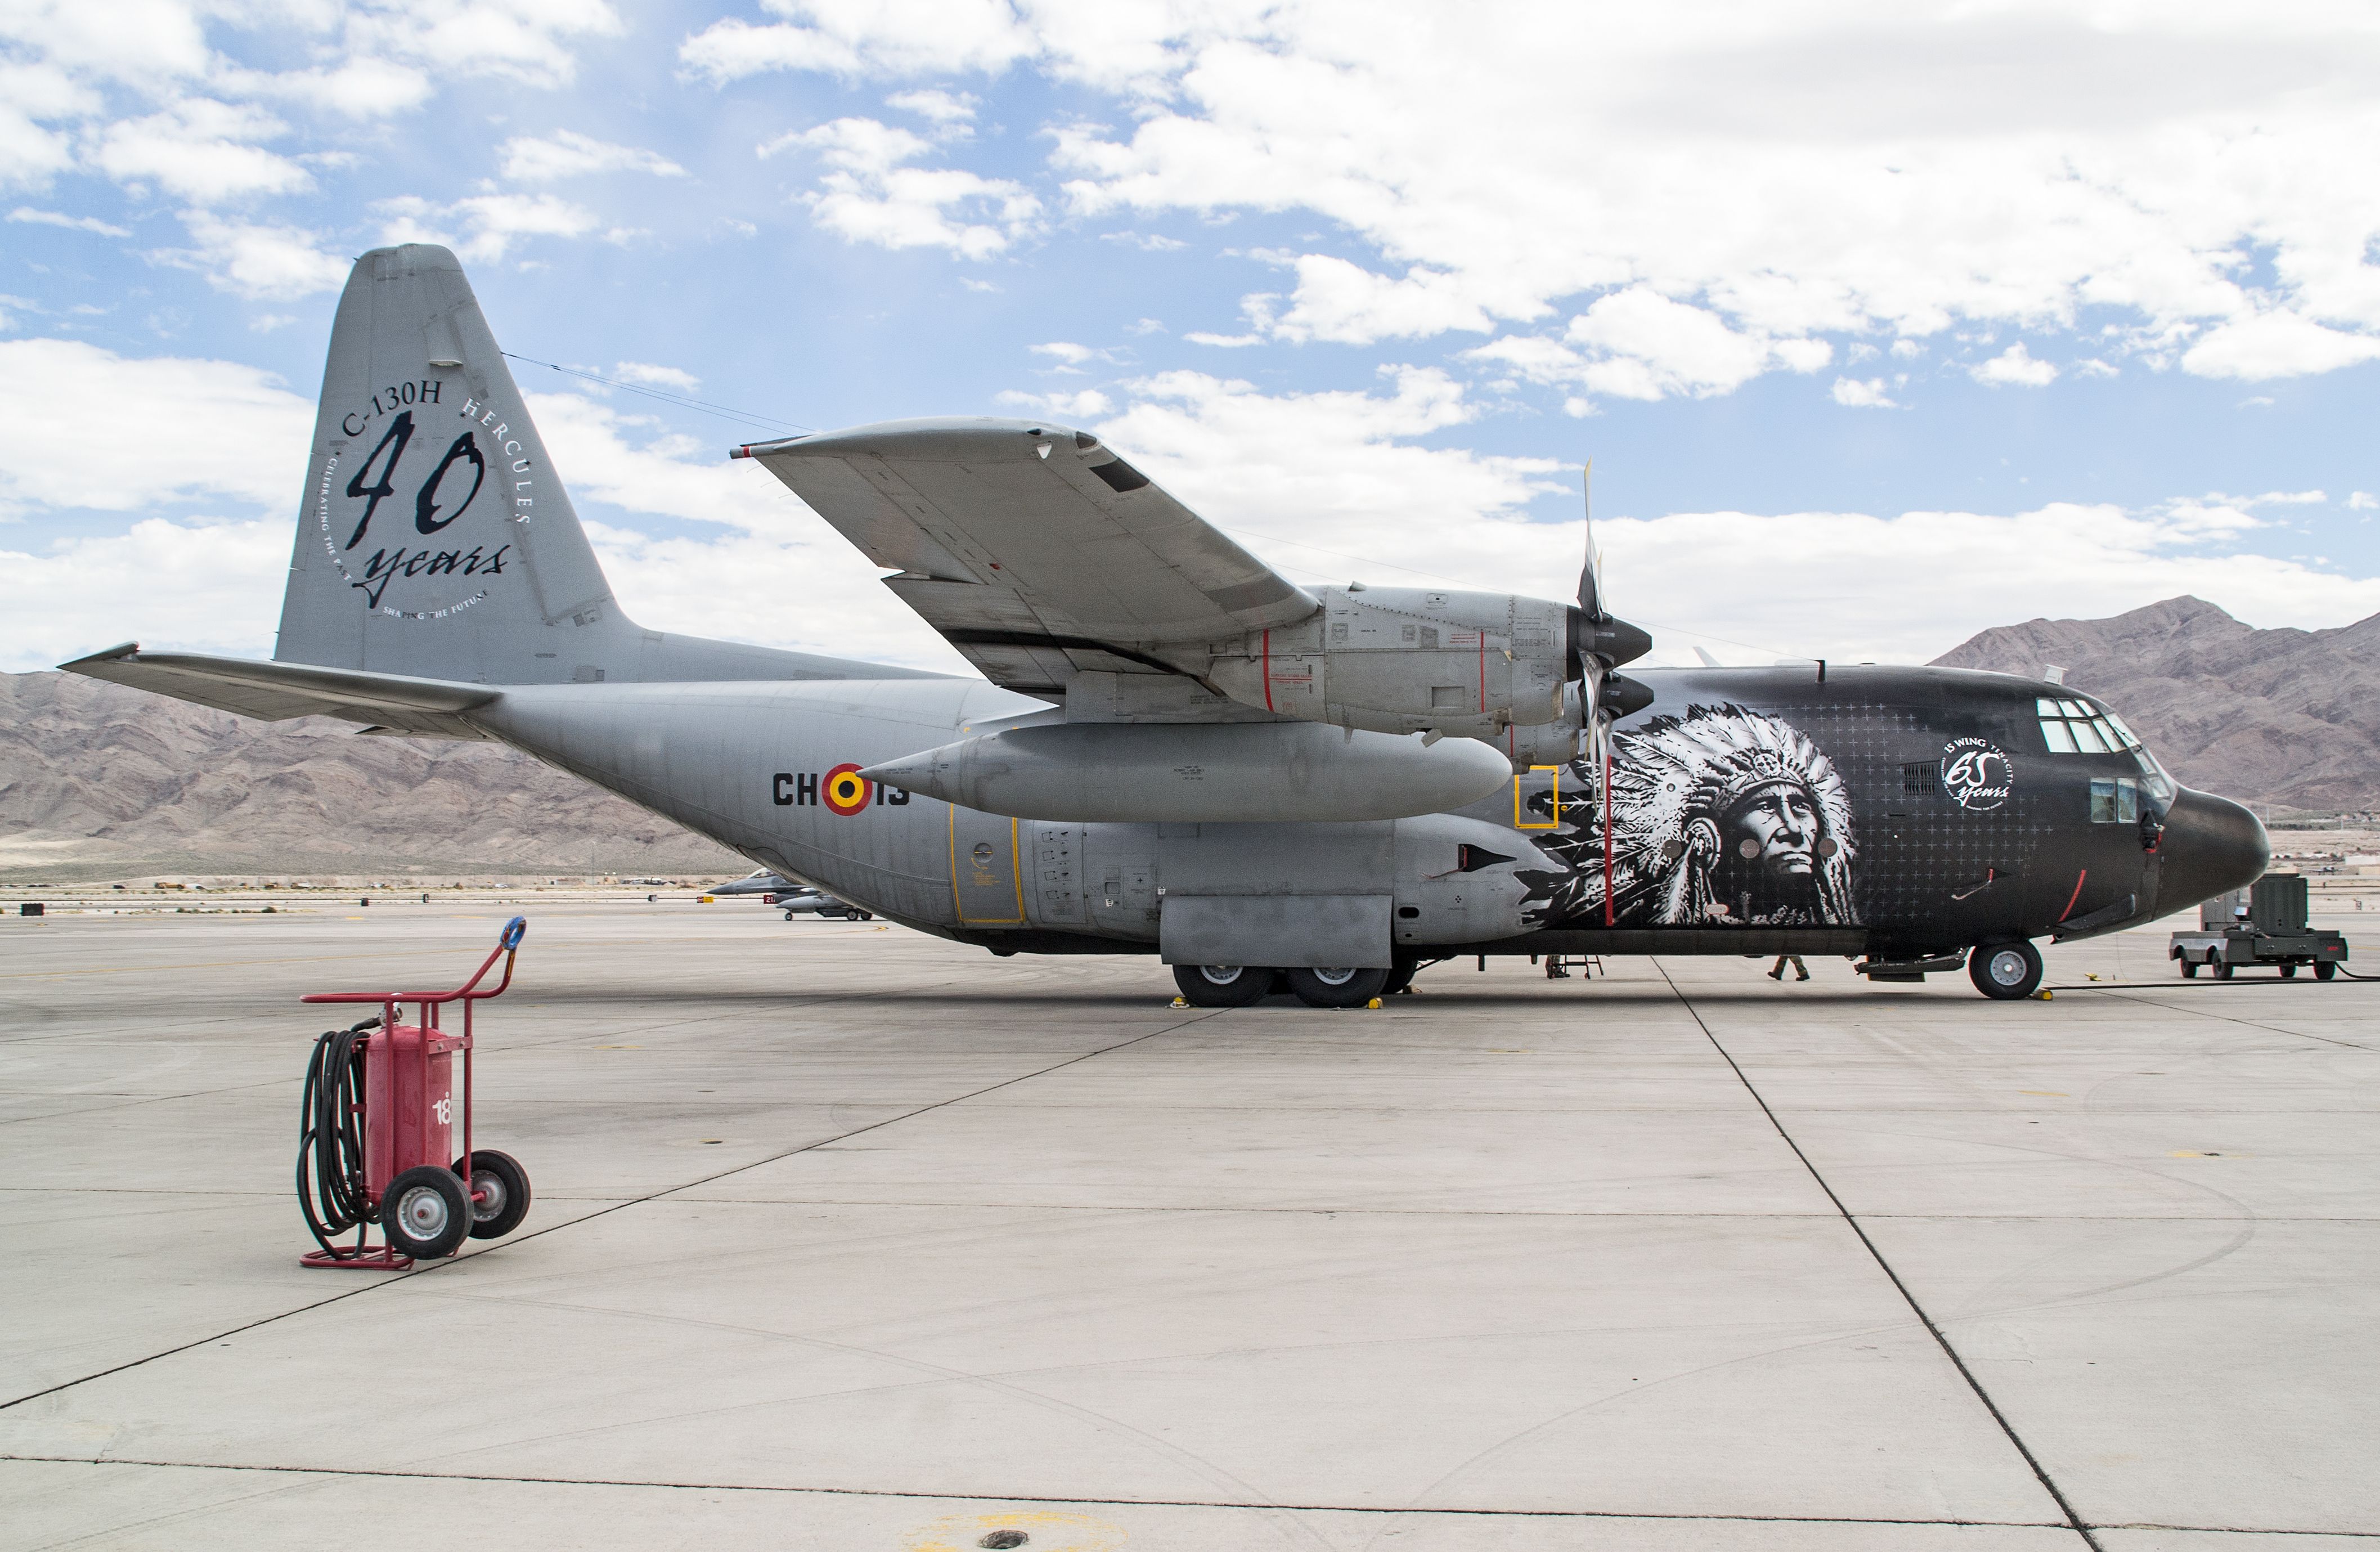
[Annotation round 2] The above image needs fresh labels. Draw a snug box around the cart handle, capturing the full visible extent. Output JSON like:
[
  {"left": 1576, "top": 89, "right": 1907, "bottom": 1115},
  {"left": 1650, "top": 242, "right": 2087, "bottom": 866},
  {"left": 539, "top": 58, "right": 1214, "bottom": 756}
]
[{"left": 301, "top": 916, "right": 528, "bottom": 1007}]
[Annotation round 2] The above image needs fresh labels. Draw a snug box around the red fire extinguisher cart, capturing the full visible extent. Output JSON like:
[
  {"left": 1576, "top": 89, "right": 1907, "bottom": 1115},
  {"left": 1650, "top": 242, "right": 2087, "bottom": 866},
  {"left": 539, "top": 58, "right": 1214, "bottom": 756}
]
[{"left": 295, "top": 916, "right": 533, "bottom": 1268}]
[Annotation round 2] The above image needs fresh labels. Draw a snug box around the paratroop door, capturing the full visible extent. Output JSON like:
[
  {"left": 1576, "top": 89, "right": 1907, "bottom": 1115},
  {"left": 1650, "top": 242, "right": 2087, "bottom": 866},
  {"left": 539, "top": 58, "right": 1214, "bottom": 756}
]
[{"left": 950, "top": 808, "right": 1023, "bottom": 925}]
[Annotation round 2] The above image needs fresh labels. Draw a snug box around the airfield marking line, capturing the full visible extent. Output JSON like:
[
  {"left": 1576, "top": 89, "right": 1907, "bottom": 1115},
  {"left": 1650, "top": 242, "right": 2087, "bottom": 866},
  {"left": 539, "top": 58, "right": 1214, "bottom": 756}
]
[
  {"left": 0, "top": 1453, "right": 2076, "bottom": 1530},
  {"left": 0, "top": 938, "right": 725, "bottom": 983},
  {"left": 2081, "top": 988, "right": 2377, "bottom": 1053},
  {"left": 0, "top": 1004, "right": 1215, "bottom": 1416},
  {"left": 1652, "top": 959, "right": 2107, "bottom": 1552}
]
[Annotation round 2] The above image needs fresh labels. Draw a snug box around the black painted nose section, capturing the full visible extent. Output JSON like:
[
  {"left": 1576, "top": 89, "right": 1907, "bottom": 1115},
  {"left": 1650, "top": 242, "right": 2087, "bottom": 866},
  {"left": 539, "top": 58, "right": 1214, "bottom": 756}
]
[{"left": 2155, "top": 787, "right": 2270, "bottom": 917}]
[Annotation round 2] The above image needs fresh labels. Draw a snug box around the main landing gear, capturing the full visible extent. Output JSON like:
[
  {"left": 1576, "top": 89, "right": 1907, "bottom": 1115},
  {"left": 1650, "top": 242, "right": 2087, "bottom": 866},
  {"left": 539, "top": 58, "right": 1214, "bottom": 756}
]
[{"left": 1174, "top": 963, "right": 1398, "bottom": 1008}]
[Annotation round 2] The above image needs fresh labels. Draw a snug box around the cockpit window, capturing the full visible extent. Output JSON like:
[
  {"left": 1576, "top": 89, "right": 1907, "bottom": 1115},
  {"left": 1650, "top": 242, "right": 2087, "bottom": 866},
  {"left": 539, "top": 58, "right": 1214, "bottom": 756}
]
[{"left": 2037, "top": 694, "right": 2176, "bottom": 802}]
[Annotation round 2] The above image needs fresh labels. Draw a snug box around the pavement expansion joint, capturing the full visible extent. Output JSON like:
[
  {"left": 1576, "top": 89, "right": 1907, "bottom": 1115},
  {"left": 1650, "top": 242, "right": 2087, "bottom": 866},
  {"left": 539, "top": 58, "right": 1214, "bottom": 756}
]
[
  {"left": 0, "top": 1454, "right": 2078, "bottom": 1528},
  {"left": 1654, "top": 959, "right": 2109, "bottom": 1551}
]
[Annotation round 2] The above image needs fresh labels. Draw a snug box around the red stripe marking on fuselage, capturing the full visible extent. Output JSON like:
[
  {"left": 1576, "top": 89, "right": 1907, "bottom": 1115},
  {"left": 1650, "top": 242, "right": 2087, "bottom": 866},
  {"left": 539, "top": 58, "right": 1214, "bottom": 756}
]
[{"left": 2059, "top": 869, "right": 2088, "bottom": 921}]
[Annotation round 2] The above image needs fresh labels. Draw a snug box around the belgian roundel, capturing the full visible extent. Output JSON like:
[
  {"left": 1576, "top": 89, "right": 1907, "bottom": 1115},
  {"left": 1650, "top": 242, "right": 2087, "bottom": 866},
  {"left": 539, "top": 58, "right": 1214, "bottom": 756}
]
[{"left": 822, "top": 763, "right": 872, "bottom": 817}]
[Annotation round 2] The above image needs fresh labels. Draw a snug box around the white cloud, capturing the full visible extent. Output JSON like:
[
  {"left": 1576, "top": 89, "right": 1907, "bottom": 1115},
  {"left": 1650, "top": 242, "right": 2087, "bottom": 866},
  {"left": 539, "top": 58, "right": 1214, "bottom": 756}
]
[
  {"left": 1029, "top": 340, "right": 1098, "bottom": 367},
  {"left": 1830, "top": 376, "right": 1896, "bottom": 408},
  {"left": 1020, "top": 6, "right": 2380, "bottom": 391},
  {"left": 2181, "top": 309, "right": 2380, "bottom": 380},
  {"left": 886, "top": 88, "right": 978, "bottom": 128},
  {"left": 1563, "top": 289, "right": 1830, "bottom": 401},
  {"left": 2, "top": 515, "right": 289, "bottom": 669},
  {"left": 761, "top": 116, "right": 1039, "bottom": 259},
  {"left": 154, "top": 212, "right": 348, "bottom": 299},
  {"left": 2350, "top": 492, "right": 2378, "bottom": 512},
  {"left": 1089, "top": 367, "right": 1563, "bottom": 548},
  {"left": 344, "top": 0, "right": 625, "bottom": 89},
  {"left": 610, "top": 361, "right": 700, "bottom": 391},
  {"left": 499, "top": 130, "right": 688, "bottom": 182},
  {"left": 1266, "top": 257, "right": 1496, "bottom": 346},
  {"left": 376, "top": 192, "right": 605, "bottom": 262},
  {"left": 91, "top": 98, "right": 311, "bottom": 204},
  {"left": 8, "top": 205, "right": 129, "bottom": 236},
  {"left": 1971, "top": 342, "right": 2058, "bottom": 387},
  {"left": 681, "top": 0, "right": 1035, "bottom": 84},
  {"left": 2249, "top": 489, "right": 2326, "bottom": 507},
  {"left": 0, "top": 337, "right": 311, "bottom": 517}
]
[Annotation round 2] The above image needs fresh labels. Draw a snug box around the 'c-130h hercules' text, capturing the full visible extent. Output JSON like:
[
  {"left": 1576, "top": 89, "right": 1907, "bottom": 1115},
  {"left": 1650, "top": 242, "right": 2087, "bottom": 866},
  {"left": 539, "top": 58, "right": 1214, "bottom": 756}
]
[{"left": 313, "top": 379, "right": 539, "bottom": 618}]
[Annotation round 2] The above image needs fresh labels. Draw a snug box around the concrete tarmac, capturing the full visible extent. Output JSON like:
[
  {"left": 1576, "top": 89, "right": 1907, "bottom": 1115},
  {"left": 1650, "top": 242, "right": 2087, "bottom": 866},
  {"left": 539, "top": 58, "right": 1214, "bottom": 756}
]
[{"left": 1, "top": 901, "right": 2374, "bottom": 1550}]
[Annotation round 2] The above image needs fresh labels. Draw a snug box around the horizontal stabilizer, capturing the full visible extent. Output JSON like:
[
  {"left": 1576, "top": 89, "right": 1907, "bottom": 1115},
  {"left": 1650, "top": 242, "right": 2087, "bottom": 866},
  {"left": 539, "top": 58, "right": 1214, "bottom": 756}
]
[{"left": 60, "top": 643, "right": 497, "bottom": 737}]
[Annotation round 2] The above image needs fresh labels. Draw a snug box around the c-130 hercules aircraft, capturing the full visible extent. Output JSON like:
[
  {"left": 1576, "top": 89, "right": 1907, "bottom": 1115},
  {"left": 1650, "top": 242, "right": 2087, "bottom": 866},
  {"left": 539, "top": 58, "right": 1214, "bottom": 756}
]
[{"left": 66, "top": 245, "right": 2269, "bottom": 1004}]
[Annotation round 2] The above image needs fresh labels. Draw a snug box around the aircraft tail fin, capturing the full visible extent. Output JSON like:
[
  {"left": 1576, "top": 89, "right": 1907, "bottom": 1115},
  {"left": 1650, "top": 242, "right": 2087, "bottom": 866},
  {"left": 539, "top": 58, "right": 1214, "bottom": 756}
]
[{"left": 276, "top": 244, "right": 638, "bottom": 684}]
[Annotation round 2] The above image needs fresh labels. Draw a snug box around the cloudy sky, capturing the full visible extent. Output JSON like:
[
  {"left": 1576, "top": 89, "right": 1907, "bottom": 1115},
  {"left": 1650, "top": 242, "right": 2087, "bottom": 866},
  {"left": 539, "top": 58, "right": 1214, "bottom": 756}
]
[{"left": 5, "top": 0, "right": 2378, "bottom": 676}]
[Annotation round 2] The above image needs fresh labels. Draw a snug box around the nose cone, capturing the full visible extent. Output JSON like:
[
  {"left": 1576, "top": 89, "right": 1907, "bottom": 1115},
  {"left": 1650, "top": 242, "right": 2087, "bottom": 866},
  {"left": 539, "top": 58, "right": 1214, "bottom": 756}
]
[{"left": 2156, "top": 787, "right": 2270, "bottom": 918}]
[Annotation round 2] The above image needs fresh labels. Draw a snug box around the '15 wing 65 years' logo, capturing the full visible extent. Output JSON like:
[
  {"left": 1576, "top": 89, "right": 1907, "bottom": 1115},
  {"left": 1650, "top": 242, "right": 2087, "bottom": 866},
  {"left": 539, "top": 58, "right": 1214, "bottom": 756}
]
[
  {"left": 315, "top": 379, "right": 537, "bottom": 619},
  {"left": 1941, "top": 737, "right": 2013, "bottom": 812}
]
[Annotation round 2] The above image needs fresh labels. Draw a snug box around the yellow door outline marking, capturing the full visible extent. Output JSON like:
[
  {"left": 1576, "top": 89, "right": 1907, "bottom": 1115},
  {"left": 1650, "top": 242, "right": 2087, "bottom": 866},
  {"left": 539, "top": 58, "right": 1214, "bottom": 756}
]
[
  {"left": 950, "top": 809, "right": 1027, "bottom": 925},
  {"left": 1514, "top": 765, "right": 1561, "bottom": 829}
]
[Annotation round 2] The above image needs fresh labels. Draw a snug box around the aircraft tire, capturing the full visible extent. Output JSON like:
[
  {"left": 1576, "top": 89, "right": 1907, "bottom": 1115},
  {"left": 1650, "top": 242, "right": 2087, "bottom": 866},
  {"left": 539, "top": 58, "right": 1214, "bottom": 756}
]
[
  {"left": 1174, "top": 964, "right": 1271, "bottom": 1007},
  {"left": 1968, "top": 939, "right": 2042, "bottom": 1000},
  {"left": 1381, "top": 959, "right": 1418, "bottom": 997},
  {"left": 1286, "top": 966, "right": 1390, "bottom": 1008},
  {"left": 2316, "top": 961, "right": 2337, "bottom": 981}
]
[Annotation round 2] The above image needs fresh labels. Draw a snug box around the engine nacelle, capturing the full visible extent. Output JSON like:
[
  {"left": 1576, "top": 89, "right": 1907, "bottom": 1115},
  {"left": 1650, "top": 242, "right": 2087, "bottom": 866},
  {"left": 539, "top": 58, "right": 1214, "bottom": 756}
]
[{"left": 1204, "top": 586, "right": 1571, "bottom": 738}]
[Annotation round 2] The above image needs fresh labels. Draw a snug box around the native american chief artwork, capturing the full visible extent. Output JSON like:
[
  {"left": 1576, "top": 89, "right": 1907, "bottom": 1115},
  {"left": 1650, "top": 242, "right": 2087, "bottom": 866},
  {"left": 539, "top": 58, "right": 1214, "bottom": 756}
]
[{"left": 1519, "top": 703, "right": 1860, "bottom": 928}]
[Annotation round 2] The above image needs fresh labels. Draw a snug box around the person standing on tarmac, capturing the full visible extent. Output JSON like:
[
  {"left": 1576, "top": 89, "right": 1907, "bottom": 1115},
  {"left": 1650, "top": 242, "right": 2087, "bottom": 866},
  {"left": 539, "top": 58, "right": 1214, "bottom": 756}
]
[{"left": 1768, "top": 954, "right": 1809, "bottom": 981}]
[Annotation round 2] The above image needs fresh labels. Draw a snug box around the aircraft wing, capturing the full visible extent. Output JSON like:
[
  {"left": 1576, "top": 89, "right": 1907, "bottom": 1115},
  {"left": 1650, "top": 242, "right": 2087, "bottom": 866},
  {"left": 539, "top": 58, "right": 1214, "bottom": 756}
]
[
  {"left": 737, "top": 419, "right": 1317, "bottom": 696},
  {"left": 60, "top": 644, "right": 498, "bottom": 738}
]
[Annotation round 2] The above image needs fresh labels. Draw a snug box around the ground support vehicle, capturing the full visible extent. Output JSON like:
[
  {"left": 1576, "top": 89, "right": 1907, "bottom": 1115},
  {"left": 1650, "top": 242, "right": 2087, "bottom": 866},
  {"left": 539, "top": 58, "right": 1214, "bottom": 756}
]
[{"left": 2170, "top": 875, "right": 2347, "bottom": 980}]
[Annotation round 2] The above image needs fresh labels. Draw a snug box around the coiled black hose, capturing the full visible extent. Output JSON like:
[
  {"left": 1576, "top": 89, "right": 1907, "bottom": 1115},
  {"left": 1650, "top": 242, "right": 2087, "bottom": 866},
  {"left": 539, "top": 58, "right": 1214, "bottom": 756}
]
[{"left": 296, "top": 1016, "right": 379, "bottom": 1256}]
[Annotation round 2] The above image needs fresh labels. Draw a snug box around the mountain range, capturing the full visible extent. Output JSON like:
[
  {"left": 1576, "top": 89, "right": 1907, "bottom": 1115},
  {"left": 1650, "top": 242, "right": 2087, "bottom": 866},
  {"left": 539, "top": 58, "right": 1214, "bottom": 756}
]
[{"left": 3, "top": 594, "right": 2367, "bottom": 881}]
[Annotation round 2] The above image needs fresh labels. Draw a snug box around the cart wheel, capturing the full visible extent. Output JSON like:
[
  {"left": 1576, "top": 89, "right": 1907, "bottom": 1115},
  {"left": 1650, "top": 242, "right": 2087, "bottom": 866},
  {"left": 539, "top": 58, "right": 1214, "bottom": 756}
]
[
  {"left": 2212, "top": 961, "right": 2234, "bottom": 980},
  {"left": 2180, "top": 959, "right": 2198, "bottom": 978},
  {"left": 2279, "top": 962, "right": 2298, "bottom": 979},
  {"left": 2316, "top": 961, "right": 2337, "bottom": 981},
  {"left": 381, "top": 1165, "right": 470, "bottom": 1259},
  {"left": 451, "top": 1149, "right": 532, "bottom": 1239}
]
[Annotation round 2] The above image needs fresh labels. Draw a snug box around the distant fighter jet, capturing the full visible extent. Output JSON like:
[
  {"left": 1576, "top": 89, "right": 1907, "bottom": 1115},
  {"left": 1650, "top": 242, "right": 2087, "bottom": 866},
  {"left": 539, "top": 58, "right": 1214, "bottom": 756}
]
[
  {"left": 710, "top": 868, "right": 800, "bottom": 897},
  {"left": 65, "top": 246, "right": 2266, "bottom": 1004}
]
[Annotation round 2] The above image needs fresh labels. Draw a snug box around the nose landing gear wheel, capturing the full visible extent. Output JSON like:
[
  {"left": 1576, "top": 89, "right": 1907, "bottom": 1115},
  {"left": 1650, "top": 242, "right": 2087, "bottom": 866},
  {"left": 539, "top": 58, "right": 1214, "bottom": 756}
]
[
  {"left": 381, "top": 1165, "right": 470, "bottom": 1260},
  {"left": 1286, "top": 966, "right": 1390, "bottom": 1008},
  {"left": 451, "top": 1149, "right": 532, "bottom": 1240},
  {"left": 1969, "top": 939, "right": 2043, "bottom": 1000},
  {"left": 1174, "top": 963, "right": 1272, "bottom": 1007}
]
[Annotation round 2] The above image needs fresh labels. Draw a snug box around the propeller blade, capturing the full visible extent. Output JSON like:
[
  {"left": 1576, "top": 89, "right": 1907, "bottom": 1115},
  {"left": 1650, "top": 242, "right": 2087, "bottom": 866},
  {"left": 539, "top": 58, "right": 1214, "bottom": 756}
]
[{"left": 1577, "top": 459, "right": 1604, "bottom": 622}]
